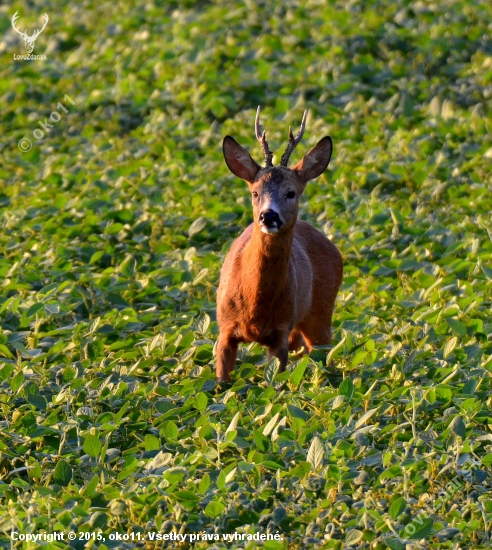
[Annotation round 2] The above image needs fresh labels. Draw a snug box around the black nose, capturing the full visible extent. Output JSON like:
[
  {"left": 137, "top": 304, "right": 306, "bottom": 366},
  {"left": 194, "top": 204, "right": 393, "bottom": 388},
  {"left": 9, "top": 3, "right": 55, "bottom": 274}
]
[{"left": 259, "top": 209, "right": 281, "bottom": 227}]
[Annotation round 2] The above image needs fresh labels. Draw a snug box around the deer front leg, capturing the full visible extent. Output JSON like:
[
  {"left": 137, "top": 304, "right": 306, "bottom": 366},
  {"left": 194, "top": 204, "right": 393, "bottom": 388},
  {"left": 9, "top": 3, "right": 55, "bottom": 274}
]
[
  {"left": 267, "top": 334, "right": 289, "bottom": 373},
  {"left": 216, "top": 333, "right": 238, "bottom": 381}
]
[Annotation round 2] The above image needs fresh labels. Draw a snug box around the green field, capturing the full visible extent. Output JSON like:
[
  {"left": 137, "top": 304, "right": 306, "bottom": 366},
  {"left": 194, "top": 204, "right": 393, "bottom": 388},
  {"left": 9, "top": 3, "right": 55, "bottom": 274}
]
[{"left": 1, "top": 0, "right": 492, "bottom": 548}]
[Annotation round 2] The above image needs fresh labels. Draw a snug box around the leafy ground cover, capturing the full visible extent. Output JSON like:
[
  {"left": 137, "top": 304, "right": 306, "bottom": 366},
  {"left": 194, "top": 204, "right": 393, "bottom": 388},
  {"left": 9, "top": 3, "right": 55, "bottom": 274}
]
[{"left": 0, "top": 0, "right": 491, "bottom": 548}]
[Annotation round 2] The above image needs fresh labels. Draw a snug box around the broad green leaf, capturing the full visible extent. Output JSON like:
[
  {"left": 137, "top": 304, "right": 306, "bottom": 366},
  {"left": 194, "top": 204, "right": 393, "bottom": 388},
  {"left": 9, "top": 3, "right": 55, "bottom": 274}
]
[
  {"left": 174, "top": 490, "right": 200, "bottom": 502},
  {"left": 195, "top": 312, "right": 210, "bottom": 334},
  {"left": 84, "top": 475, "right": 99, "bottom": 497},
  {"left": 327, "top": 464, "right": 341, "bottom": 481},
  {"left": 28, "top": 460, "right": 42, "bottom": 480},
  {"left": 355, "top": 407, "right": 379, "bottom": 429},
  {"left": 144, "top": 434, "right": 160, "bottom": 451},
  {"left": 53, "top": 460, "right": 72, "bottom": 486},
  {"left": 109, "top": 499, "right": 128, "bottom": 516},
  {"left": 225, "top": 466, "right": 237, "bottom": 483},
  {"left": 345, "top": 530, "right": 363, "bottom": 545},
  {"left": 10, "top": 371, "right": 24, "bottom": 393},
  {"left": 289, "top": 461, "right": 311, "bottom": 478},
  {"left": 27, "top": 394, "right": 47, "bottom": 411},
  {"left": 290, "top": 356, "right": 308, "bottom": 386},
  {"left": 83, "top": 434, "right": 102, "bottom": 458},
  {"left": 307, "top": 437, "right": 324, "bottom": 471},
  {"left": 195, "top": 391, "right": 208, "bottom": 412},
  {"left": 443, "top": 337, "right": 458, "bottom": 358},
  {"left": 380, "top": 465, "right": 402, "bottom": 480},
  {"left": 407, "top": 518, "right": 434, "bottom": 540},
  {"left": 481, "top": 454, "right": 492, "bottom": 467},
  {"left": 287, "top": 404, "right": 309, "bottom": 422},
  {"left": 262, "top": 413, "right": 280, "bottom": 437},
  {"left": 425, "top": 388, "right": 436, "bottom": 404},
  {"left": 449, "top": 416, "right": 466, "bottom": 438},
  {"left": 225, "top": 412, "right": 240, "bottom": 434},
  {"left": 253, "top": 430, "right": 271, "bottom": 452},
  {"left": 188, "top": 217, "right": 207, "bottom": 237},
  {"left": 327, "top": 337, "right": 346, "bottom": 364},
  {"left": 385, "top": 538, "right": 405, "bottom": 550},
  {"left": 26, "top": 303, "right": 44, "bottom": 318},
  {"left": 162, "top": 421, "right": 179, "bottom": 441},
  {"left": 199, "top": 473, "right": 210, "bottom": 494},
  {"left": 389, "top": 497, "right": 406, "bottom": 520},
  {"left": 216, "top": 470, "right": 226, "bottom": 491},
  {"left": 0, "top": 345, "right": 13, "bottom": 359},
  {"left": 445, "top": 318, "right": 466, "bottom": 337},
  {"left": 339, "top": 377, "right": 354, "bottom": 401},
  {"left": 120, "top": 255, "right": 137, "bottom": 277},
  {"left": 264, "top": 358, "right": 280, "bottom": 384},
  {"left": 204, "top": 501, "right": 225, "bottom": 518}
]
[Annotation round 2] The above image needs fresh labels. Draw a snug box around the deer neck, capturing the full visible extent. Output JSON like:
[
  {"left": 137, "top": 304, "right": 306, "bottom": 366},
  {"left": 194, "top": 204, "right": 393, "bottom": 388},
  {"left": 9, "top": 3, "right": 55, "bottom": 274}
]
[{"left": 242, "top": 223, "right": 294, "bottom": 301}]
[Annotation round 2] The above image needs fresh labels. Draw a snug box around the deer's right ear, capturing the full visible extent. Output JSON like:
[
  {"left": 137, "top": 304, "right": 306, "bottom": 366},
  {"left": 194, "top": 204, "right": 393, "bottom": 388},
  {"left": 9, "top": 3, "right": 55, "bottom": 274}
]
[{"left": 223, "top": 136, "right": 261, "bottom": 184}]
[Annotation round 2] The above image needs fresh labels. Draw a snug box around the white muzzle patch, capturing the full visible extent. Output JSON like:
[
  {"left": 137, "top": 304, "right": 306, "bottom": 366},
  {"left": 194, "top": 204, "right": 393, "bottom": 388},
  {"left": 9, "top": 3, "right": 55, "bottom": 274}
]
[{"left": 260, "top": 224, "right": 279, "bottom": 234}]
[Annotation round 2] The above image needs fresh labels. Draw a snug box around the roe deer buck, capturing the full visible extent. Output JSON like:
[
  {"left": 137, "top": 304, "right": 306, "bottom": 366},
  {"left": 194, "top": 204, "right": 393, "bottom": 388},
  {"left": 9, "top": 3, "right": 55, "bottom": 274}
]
[{"left": 216, "top": 107, "right": 343, "bottom": 381}]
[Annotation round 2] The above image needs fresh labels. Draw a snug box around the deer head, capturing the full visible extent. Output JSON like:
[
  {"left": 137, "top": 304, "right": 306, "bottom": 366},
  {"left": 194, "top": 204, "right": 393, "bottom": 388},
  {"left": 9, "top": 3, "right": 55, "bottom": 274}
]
[
  {"left": 223, "top": 107, "right": 333, "bottom": 235},
  {"left": 12, "top": 11, "right": 49, "bottom": 54}
]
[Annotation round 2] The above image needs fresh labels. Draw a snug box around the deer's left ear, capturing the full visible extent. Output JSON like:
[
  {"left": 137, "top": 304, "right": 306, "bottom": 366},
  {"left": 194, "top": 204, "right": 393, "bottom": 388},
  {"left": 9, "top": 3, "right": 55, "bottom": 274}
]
[{"left": 292, "top": 136, "right": 332, "bottom": 184}]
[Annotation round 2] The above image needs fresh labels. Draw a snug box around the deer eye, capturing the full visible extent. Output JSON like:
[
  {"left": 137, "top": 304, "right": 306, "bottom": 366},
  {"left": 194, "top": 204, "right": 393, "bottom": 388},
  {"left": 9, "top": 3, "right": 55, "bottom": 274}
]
[
  {"left": 252, "top": 191, "right": 258, "bottom": 198},
  {"left": 286, "top": 191, "right": 296, "bottom": 199}
]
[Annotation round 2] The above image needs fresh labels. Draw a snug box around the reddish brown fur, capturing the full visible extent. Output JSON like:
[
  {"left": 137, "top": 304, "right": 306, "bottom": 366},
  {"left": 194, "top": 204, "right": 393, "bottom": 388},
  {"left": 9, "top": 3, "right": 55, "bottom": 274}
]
[{"left": 216, "top": 126, "right": 343, "bottom": 381}]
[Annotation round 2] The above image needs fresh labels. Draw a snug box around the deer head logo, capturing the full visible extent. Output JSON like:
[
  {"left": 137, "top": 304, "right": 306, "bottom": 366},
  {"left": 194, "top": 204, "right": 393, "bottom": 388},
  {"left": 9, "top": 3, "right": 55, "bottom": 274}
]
[{"left": 11, "top": 11, "right": 49, "bottom": 54}]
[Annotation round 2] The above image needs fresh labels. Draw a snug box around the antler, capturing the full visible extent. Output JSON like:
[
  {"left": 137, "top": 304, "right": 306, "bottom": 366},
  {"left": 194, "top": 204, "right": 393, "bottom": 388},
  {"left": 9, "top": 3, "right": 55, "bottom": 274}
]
[
  {"left": 255, "top": 106, "right": 273, "bottom": 168},
  {"left": 11, "top": 11, "right": 26, "bottom": 38},
  {"left": 280, "top": 110, "right": 308, "bottom": 167},
  {"left": 32, "top": 13, "right": 49, "bottom": 39}
]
